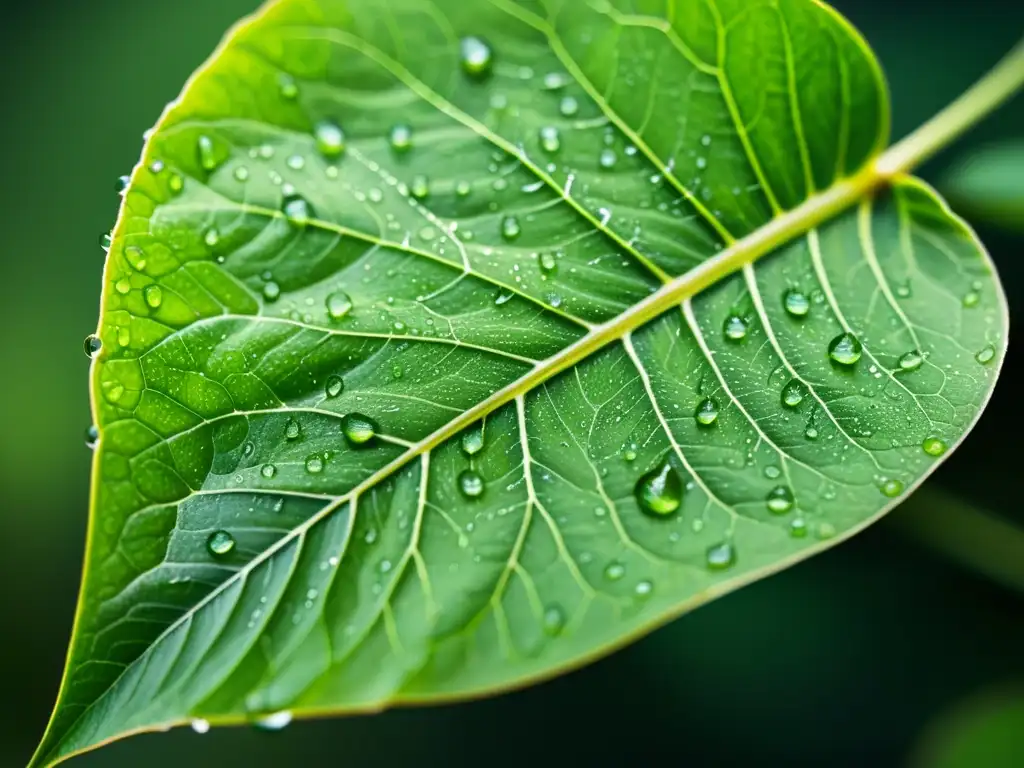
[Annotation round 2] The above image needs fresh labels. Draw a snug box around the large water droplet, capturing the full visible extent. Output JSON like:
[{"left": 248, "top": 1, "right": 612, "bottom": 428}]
[
  {"left": 781, "top": 379, "right": 805, "bottom": 408},
  {"left": 342, "top": 413, "right": 377, "bottom": 445},
  {"left": 326, "top": 291, "right": 353, "bottom": 321},
  {"left": 389, "top": 124, "right": 412, "bottom": 152},
  {"left": 501, "top": 215, "right": 521, "bottom": 241},
  {"left": 766, "top": 485, "right": 794, "bottom": 514},
  {"left": 783, "top": 289, "right": 810, "bottom": 318},
  {"left": 460, "top": 36, "right": 493, "bottom": 78},
  {"left": 461, "top": 426, "right": 485, "bottom": 456},
  {"left": 898, "top": 350, "right": 924, "bottom": 371},
  {"left": 84, "top": 334, "right": 102, "bottom": 358},
  {"left": 922, "top": 436, "right": 947, "bottom": 457},
  {"left": 705, "top": 541, "right": 735, "bottom": 570},
  {"left": 634, "top": 460, "right": 683, "bottom": 518},
  {"left": 458, "top": 469, "right": 485, "bottom": 498},
  {"left": 207, "top": 530, "right": 235, "bottom": 556},
  {"left": 325, "top": 375, "right": 344, "bottom": 398},
  {"left": 828, "top": 332, "right": 863, "bottom": 366},
  {"left": 694, "top": 397, "right": 719, "bottom": 426},
  {"left": 314, "top": 120, "right": 345, "bottom": 158},
  {"left": 723, "top": 314, "right": 749, "bottom": 341},
  {"left": 539, "top": 126, "right": 560, "bottom": 153}
]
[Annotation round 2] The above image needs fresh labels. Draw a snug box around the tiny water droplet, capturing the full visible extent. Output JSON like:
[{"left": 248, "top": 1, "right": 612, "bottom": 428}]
[
  {"left": 314, "top": 120, "right": 345, "bottom": 158},
  {"left": 705, "top": 541, "right": 735, "bottom": 570},
  {"left": 84, "top": 335, "right": 102, "bottom": 358},
  {"left": 461, "top": 426, "right": 485, "bottom": 456},
  {"left": 197, "top": 135, "right": 219, "bottom": 171},
  {"left": 635, "top": 580, "right": 653, "bottom": 597},
  {"left": 922, "top": 436, "right": 947, "bottom": 457},
  {"left": 539, "top": 126, "right": 560, "bottom": 153},
  {"left": 342, "top": 413, "right": 377, "bottom": 445},
  {"left": 411, "top": 175, "right": 430, "bottom": 199},
  {"left": 559, "top": 96, "right": 579, "bottom": 117},
  {"left": 898, "top": 350, "right": 924, "bottom": 371},
  {"left": 283, "top": 194, "right": 312, "bottom": 226},
  {"left": 538, "top": 252, "right": 557, "bottom": 275},
  {"left": 458, "top": 469, "right": 485, "bottom": 498},
  {"left": 191, "top": 719, "right": 210, "bottom": 734},
  {"left": 285, "top": 418, "right": 301, "bottom": 440},
  {"left": 325, "top": 375, "right": 344, "bottom": 398},
  {"left": 115, "top": 175, "right": 130, "bottom": 194},
  {"left": 542, "top": 605, "right": 565, "bottom": 636},
  {"left": 962, "top": 290, "right": 980, "bottom": 308},
  {"left": 599, "top": 148, "right": 617, "bottom": 169},
  {"left": 501, "top": 215, "right": 521, "bottom": 241},
  {"left": 85, "top": 425, "right": 99, "bottom": 449},
  {"left": 816, "top": 522, "right": 836, "bottom": 540},
  {"left": 828, "top": 333, "right": 863, "bottom": 366},
  {"left": 326, "top": 291, "right": 353, "bottom": 321},
  {"left": 207, "top": 530, "right": 235, "bottom": 556},
  {"left": 254, "top": 711, "right": 293, "bottom": 731},
  {"left": 634, "top": 460, "right": 683, "bottom": 518},
  {"left": 278, "top": 73, "right": 298, "bottom": 99},
  {"left": 168, "top": 173, "right": 184, "bottom": 194},
  {"left": 789, "top": 518, "right": 808, "bottom": 538},
  {"left": 99, "top": 232, "right": 112, "bottom": 250},
  {"left": 781, "top": 379, "right": 805, "bottom": 408},
  {"left": 783, "top": 289, "right": 810, "bottom": 318},
  {"left": 694, "top": 397, "right": 719, "bottom": 426},
  {"left": 622, "top": 443, "right": 638, "bottom": 462},
  {"left": 460, "top": 36, "right": 493, "bottom": 78},
  {"left": 234, "top": 166, "right": 250, "bottom": 182},
  {"left": 766, "top": 485, "right": 794, "bottom": 514},
  {"left": 456, "top": 179, "right": 472, "bottom": 197},
  {"left": 805, "top": 425, "right": 819, "bottom": 440},
  {"left": 389, "top": 124, "right": 412, "bottom": 152},
  {"left": 494, "top": 289, "right": 514, "bottom": 306},
  {"left": 975, "top": 344, "right": 996, "bottom": 365},
  {"left": 604, "top": 561, "right": 626, "bottom": 581},
  {"left": 879, "top": 478, "right": 903, "bottom": 497},
  {"left": 263, "top": 281, "right": 281, "bottom": 302},
  {"left": 723, "top": 314, "right": 748, "bottom": 341},
  {"left": 305, "top": 455, "right": 325, "bottom": 474}
]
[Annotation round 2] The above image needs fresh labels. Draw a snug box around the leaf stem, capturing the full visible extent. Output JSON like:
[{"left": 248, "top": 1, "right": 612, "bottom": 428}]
[{"left": 876, "top": 37, "right": 1024, "bottom": 176}]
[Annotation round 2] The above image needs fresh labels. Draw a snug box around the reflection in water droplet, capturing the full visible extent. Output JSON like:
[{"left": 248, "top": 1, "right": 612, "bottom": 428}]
[
  {"left": 285, "top": 418, "right": 301, "bottom": 440},
  {"left": 789, "top": 518, "right": 807, "bottom": 538},
  {"left": 262, "top": 281, "right": 281, "bottom": 302},
  {"left": 411, "top": 175, "right": 430, "bottom": 199},
  {"left": 305, "top": 455, "right": 324, "bottom": 474},
  {"left": 962, "top": 290, "right": 980, "bottom": 308},
  {"left": 325, "top": 375, "right": 344, "bottom": 398},
  {"left": 634, "top": 460, "right": 683, "bottom": 517},
  {"left": 723, "top": 315, "right": 748, "bottom": 341},
  {"left": 501, "top": 215, "right": 521, "bottom": 241},
  {"left": 197, "top": 134, "right": 218, "bottom": 171},
  {"left": 922, "top": 436, "right": 947, "bottom": 457},
  {"left": 191, "top": 719, "right": 210, "bottom": 734},
  {"left": 781, "top": 380, "right": 805, "bottom": 408},
  {"left": 976, "top": 345, "right": 996, "bottom": 365},
  {"left": 458, "top": 469, "right": 485, "bottom": 498},
  {"left": 879, "top": 478, "right": 903, "bottom": 498},
  {"left": 695, "top": 397, "right": 719, "bottom": 426},
  {"left": 460, "top": 36, "right": 493, "bottom": 78},
  {"left": 283, "top": 194, "right": 312, "bottom": 226},
  {"left": 766, "top": 485, "right": 794, "bottom": 514},
  {"left": 898, "top": 350, "right": 924, "bottom": 371},
  {"left": 254, "top": 711, "right": 293, "bottom": 731},
  {"left": 604, "top": 561, "right": 626, "bottom": 581},
  {"left": 85, "top": 425, "right": 99, "bottom": 450},
  {"left": 538, "top": 252, "right": 557, "bottom": 275},
  {"left": 207, "top": 530, "right": 235, "bottom": 556},
  {"left": 599, "top": 148, "right": 617, "bottom": 169},
  {"left": 389, "top": 124, "right": 413, "bottom": 152},
  {"left": 705, "top": 541, "right": 735, "bottom": 570},
  {"left": 634, "top": 580, "right": 653, "bottom": 598},
  {"left": 84, "top": 335, "right": 102, "bottom": 358},
  {"left": 261, "top": 464, "right": 277, "bottom": 479},
  {"left": 539, "top": 126, "right": 560, "bottom": 153},
  {"left": 325, "top": 291, "right": 353, "bottom": 321},
  {"left": 314, "top": 120, "right": 345, "bottom": 158},
  {"left": 783, "top": 289, "right": 810, "bottom": 318},
  {"left": 828, "top": 333, "right": 863, "bottom": 366},
  {"left": 461, "top": 426, "right": 485, "bottom": 456},
  {"left": 143, "top": 284, "right": 163, "bottom": 309},
  {"left": 342, "top": 413, "right": 377, "bottom": 445},
  {"left": 559, "top": 96, "right": 579, "bottom": 117}
]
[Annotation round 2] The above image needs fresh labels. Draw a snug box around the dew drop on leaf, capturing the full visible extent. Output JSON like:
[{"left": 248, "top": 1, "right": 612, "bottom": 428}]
[
  {"left": 828, "top": 332, "right": 863, "bottom": 366},
  {"left": 84, "top": 425, "right": 99, "bottom": 450},
  {"left": 634, "top": 460, "right": 682, "bottom": 518},
  {"left": 278, "top": 73, "right": 298, "bottom": 99},
  {"left": 389, "top": 124, "right": 412, "bottom": 152},
  {"left": 783, "top": 289, "right": 810, "bottom": 318},
  {"left": 542, "top": 605, "right": 565, "bottom": 636},
  {"left": 458, "top": 469, "right": 485, "bottom": 498},
  {"left": 461, "top": 425, "right": 485, "bottom": 456},
  {"left": 538, "top": 252, "right": 557, "bottom": 275},
  {"left": 207, "top": 530, "right": 235, "bottom": 557},
  {"left": 539, "top": 126, "right": 560, "bottom": 153},
  {"left": 262, "top": 281, "right": 281, "bottom": 302},
  {"left": 922, "top": 436, "right": 948, "bottom": 457},
  {"left": 99, "top": 232, "right": 112, "bottom": 250},
  {"left": 282, "top": 194, "right": 312, "bottom": 226},
  {"left": 84, "top": 334, "right": 102, "bottom": 358},
  {"left": 976, "top": 344, "right": 996, "bottom": 365},
  {"left": 694, "top": 397, "right": 719, "bottom": 426},
  {"left": 253, "top": 711, "right": 293, "bottom": 731},
  {"left": 789, "top": 518, "right": 808, "bottom": 538},
  {"left": 898, "top": 350, "right": 924, "bottom": 371},
  {"left": 599, "top": 148, "right": 617, "bottom": 169},
  {"left": 501, "top": 215, "right": 521, "bottom": 241},
  {"left": 603, "top": 561, "right": 626, "bottom": 581},
  {"left": 635, "top": 580, "right": 653, "bottom": 597},
  {"left": 765, "top": 485, "right": 794, "bottom": 514},
  {"left": 325, "top": 375, "right": 344, "bottom": 398},
  {"left": 314, "top": 120, "right": 345, "bottom": 158},
  {"left": 723, "top": 314, "right": 748, "bottom": 341},
  {"left": 261, "top": 464, "right": 277, "bottom": 479},
  {"left": 168, "top": 172, "right": 184, "bottom": 194},
  {"left": 197, "top": 134, "right": 218, "bottom": 171},
  {"left": 411, "top": 175, "right": 430, "bottom": 200},
  {"left": 285, "top": 418, "right": 301, "bottom": 441},
  {"left": 705, "top": 541, "right": 736, "bottom": 570},
  {"left": 190, "top": 719, "right": 210, "bottom": 734},
  {"left": 559, "top": 96, "right": 579, "bottom": 117},
  {"left": 459, "top": 36, "right": 493, "bottom": 79},
  {"left": 342, "top": 413, "right": 377, "bottom": 446},
  {"left": 781, "top": 379, "right": 805, "bottom": 408},
  {"left": 325, "top": 291, "right": 353, "bottom": 321},
  {"left": 879, "top": 478, "right": 903, "bottom": 497},
  {"left": 305, "top": 455, "right": 324, "bottom": 474},
  {"left": 115, "top": 175, "right": 129, "bottom": 194}
]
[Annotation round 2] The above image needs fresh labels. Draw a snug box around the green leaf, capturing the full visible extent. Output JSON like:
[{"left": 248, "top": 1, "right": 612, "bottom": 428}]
[
  {"left": 36, "top": 0, "right": 1011, "bottom": 764},
  {"left": 942, "top": 141, "right": 1024, "bottom": 232}
]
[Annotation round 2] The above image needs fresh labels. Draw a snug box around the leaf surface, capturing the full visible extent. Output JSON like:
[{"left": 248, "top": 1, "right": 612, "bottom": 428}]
[{"left": 36, "top": 0, "right": 1008, "bottom": 763}]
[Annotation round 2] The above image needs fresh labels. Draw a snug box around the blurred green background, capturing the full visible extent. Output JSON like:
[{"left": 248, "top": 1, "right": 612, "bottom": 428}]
[{"left": 1, "top": 1, "right": 1022, "bottom": 766}]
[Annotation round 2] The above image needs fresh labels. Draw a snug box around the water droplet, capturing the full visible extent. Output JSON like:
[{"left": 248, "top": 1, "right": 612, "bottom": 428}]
[
  {"left": 101, "top": 381, "right": 124, "bottom": 404},
  {"left": 342, "top": 413, "right": 377, "bottom": 445},
  {"left": 494, "top": 289, "right": 514, "bottom": 306},
  {"left": 789, "top": 518, "right": 808, "bottom": 538},
  {"left": 559, "top": 96, "right": 579, "bottom": 117},
  {"left": 622, "top": 443, "right": 638, "bottom": 462},
  {"left": 115, "top": 277, "right": 131, "bottom": 295},
  {"left": 458, "top": 469, "right": 485, "bottom": 498},
  {"left": 766, "top": 485, "right": 794, "bottom": 514},
  {"left": 781, "top": 379, "right": 805, "bottom": 408},
  {"left": 234, "top": 166, "right": 250, "bottom": 182},
  {"left": 922, "top": 436, "right": 947, "bottom": 457},
  {"left": 99, "top": 232, "right": 112, "bottom": 250},
  {"left": 705, "top": 541, "right": 735, "bottom": 570},
  {"left": 325, "top": 291, "right": 353, "bottom": 321},
  {"left": 85, "top": 425, "right": 99, "bottom": 449},
  {"left": 456, "top": 180, "right": 472, "bottom": 197},
  {"left": 962, "top": 290, "right": 980, "bottom": 308},
  {"left": 325, "top": 375, "right": 344, "bottom": 398},
  {"left": 976, "top": 344, "right": 996, "bottom": 365},
  {"left": 879, "top": 478, "right": 903, "bottom": 498},
  {"left": 197, "top": 135, "right": 218, "bottom": 171},
  {"left": 84, "top": 335, "right": 102, "bottom": 358},
  {"left": 539, "top": 126, "right": 560, "bottom": 153},
  {"left": 389, "top": 124, "right": 412, "bottom": 152},
  {"left": 285, "top": 418, "right": 301, "bottom": 440},
  {"left": 694, "top": 397, "right": 719, "bottom": 426},
  {"left": 723, "top": 314, "right": 748, "bottom": 341},
  {"left": 283, "top": 194, "right": 312, "bottom": 226},
  {"left": 460, "top": 36, "right": 493, "bottom": 79},
  {"left": 783, "top": 289, "right": 810, "bottom": 318},
  {"left": 542, "top": 605, "right": 565, "bottom": 636},
  {"left": 254, "top": 711, "right": 292, "bottom": 731},
  {"left": 804, "top": 425, "right": 819, "bottom": 440},
  {"left": 191, "top": 719, "right": 210, "bottom": 734},
  {"left": 898, "top": 350, "right": 924, "bottom": 371},
  {"left": 461, "top": 426, "right": 484, "bottom": 456},
  {"left": 204, "top": 229, "right": 220, "bottom": 247},
  {"left": 168, "top": 173, "right": 184, "bottom": 194},
  {"left": 305, "top": 455, "right": 324, "bottom": 474},
  {"left": 261, "top": 464, "right": 277, "bottom": 479},
  {"left": 599, "top": 148, "right": 617, "bottom": 169},
  {"left": 635, "top": 580, "right": 653, "bottom": 597},
  {"left": 314, "top": 120, "right": 345, "bottom": 158},
  {"left": 411, "top": 175, "right": 430, "bottom": 199},
  {"left": 278, "top": 73, "right": 298, "bottom": 99},
  {"left": 634, "top": 460, "right": 683, "bottom": 518},
  {"left": 816, "top": 522, "right": 836, "bottom": 540},
  {"left": 501, "top": 215, "right": 521, "bottom": 241},
  {"left": 263, "top": 281, "right": 281, "bottom": 302},
  {"left": 115, "top": 175, "right": 130, "bottom": 194},
  {"left": 538, "top": 252, "right": 558, "bottom": 275},
  {"left": 207, "top": 530, "right": 235, "bottom": 556},
  {"left": 828, "top": 333, "right": 863, "bottom": 366},
  {"left": 604, "top": 561, "right": 626, "bottom": 581}
]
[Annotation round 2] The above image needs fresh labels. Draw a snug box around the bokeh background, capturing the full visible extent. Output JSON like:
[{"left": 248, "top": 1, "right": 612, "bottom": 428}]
[{"left": 1, "top": 1, "right": 1022, "bottom": 765}]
